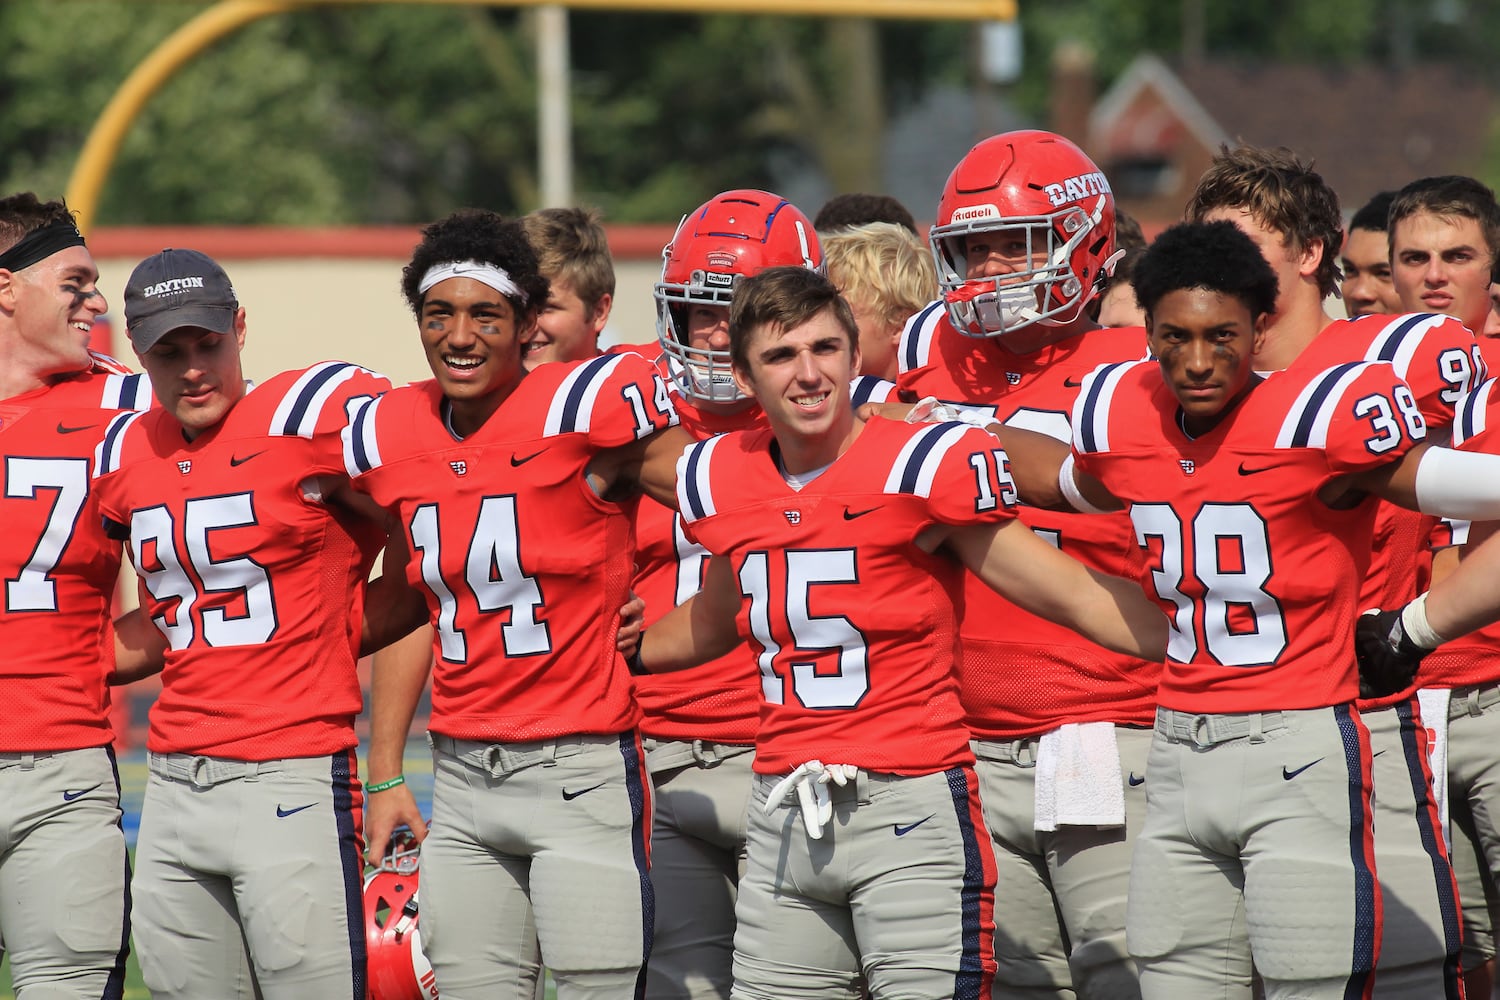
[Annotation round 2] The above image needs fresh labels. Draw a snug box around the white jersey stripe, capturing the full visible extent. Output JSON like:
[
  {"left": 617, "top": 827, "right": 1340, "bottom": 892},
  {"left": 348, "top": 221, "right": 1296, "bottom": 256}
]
[
  {"left": 544, "top": 354, "right": 625, "bottom": 437},
  {"left": 341, "top": 395, "right": 384, "bottom": 477}
]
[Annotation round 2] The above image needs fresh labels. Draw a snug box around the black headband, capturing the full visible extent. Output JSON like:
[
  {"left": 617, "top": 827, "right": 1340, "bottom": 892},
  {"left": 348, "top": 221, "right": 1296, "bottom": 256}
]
[{"left": 0, "top": 219, "right": 87, "bottom": 273}]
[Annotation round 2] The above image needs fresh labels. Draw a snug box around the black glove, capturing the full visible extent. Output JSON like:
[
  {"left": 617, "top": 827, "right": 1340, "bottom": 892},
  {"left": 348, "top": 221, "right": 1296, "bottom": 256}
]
[{"left": 1354, "top": 608, "right": 1429, "bottom": 700}]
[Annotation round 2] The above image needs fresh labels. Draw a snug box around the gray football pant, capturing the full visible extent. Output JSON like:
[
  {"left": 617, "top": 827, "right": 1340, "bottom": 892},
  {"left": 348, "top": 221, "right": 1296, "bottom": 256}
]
[
  {"left": 1128, "top": 706, "right": 1379, "bottom": 1000},
  {"left": 0, "top": 746, "right": 130, "bottom": 1000},
  {"left": 644, "top": 740, "right": 753, "bottom": 1000},
  {"left": 974, "top": 725, "right": 1148, "bottom": 1000},
  {"left": 420, "top": 731, "right": 652, "bottom": 1000},
  {"left": 132, "top": 751, "right": 364, "bottom": 1000}
]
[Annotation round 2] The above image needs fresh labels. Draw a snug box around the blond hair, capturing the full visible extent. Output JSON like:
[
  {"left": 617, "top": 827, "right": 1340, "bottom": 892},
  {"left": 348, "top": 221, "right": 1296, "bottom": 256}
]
[
  {"left": 821, "top": 222, "right": 937, "bottom": 329},
  {"left": 520, "top": 206, "right": 614, "bottom": 312}
]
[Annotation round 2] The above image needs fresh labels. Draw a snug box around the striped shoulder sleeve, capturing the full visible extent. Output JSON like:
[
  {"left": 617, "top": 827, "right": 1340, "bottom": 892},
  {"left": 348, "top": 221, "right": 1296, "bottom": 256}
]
[
  {"left": 1273, "top": 361, "right": 1370, "bottom": 449},
  {"left": 1453, "top": 377, "right": 1498, "bottom": 448},
  {"left": 675, "top": 434, "right": 729, "bottom": 527},
  {"left": 268, "top": 362, "right": 388, "bottom": 438},
  {"left": 881, "top": 422, "right": 974, "bottom": 499},
  {"left": 897, "top": 299, "right": 947, "bottom": 375},
  {"left": 93, "top": 410, "right": 149, "bottom": 478},
  {"left": 99, "top": 371, "right": 153, "bottom": 411},
  {"left": 341, "top": 394, "right": 387, "bottom": 477},
  {"left": 1070, "top": 360, "right": 1146, "bottom": 455}
]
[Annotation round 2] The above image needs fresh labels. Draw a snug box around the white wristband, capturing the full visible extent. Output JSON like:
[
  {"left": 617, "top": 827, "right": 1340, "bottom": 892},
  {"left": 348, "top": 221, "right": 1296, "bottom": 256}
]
[
  {"left": 1059, "top": 453, "right": 1112, "bottom": 515},
  {"left": 1402, "top": 592, "right": 1449, "bottom": 650},
  {"left": 1414, "top": 447, "right": 1500, "bottom": 520}
]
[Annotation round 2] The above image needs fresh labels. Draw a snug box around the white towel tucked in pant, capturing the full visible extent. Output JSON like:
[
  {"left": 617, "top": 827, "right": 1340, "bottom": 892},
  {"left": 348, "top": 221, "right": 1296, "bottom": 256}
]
[{"left": 1034, "top": 721, "right": 1126, "bottom": 831}]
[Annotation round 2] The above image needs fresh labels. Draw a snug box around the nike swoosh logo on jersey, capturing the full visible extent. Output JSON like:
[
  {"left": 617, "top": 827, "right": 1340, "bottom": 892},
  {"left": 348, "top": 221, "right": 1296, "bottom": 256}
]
[
  {"left": 1237, "top": 462, "right": 1276, "bottom": 476},
  {"left": 1282, "top": 758, "right": 1323, "bottom": 781},
  {"left": 1127, "top": 772, "right": 1145, "bottom": 787},
  {"left": 562, "top": 783, "right": 605, "bottom": 801},
  {"left": 842, "top": 506, "right": 879, "bottom": 521},
  {"left": 62, "top": 784, "right": 102, "bottom": 802},
  {"left": 230, "top": 450, "right": 267, "bottom": 467},
  {"left": 56, "top": 421, "right": 97, "bottom": 434},
  {"left": 276, "top": 803, "right": 317, "bottom": 818},
  {"left": 1062, "top": 376, "right": 1084, "bottom": 388},
  {"left": 893, "top": 816, "right": 934, "bottom": 836},
  {"left": 1372, "top": 749, "right": 1387, "bottom": 758},
  {"left": 511, "top": 449, "right": 547, "bottom": 467}
]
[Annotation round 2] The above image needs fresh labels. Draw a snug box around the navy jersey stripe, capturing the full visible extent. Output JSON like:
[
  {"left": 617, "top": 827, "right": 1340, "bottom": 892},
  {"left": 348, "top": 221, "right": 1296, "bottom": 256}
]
[
  {"left": 277, "top": 363, "right": 347, "bottom": 437},
  {"left": 1373, "top": 314, "right": 1430, "bottom": 363},
  {"left": 1288, "top": 362, "right": 1361, "bottom": 448},
  {"left": 331, "top": 751, "right": 367, "bottom": 1000},
  {"left": 681, "top": 440, "right": 710, "bottom": 522},
  {"left": 1335, "top": 703, "right": 1378, "bottom": 1000},
  {"left": 896, "top": 424, "right": 948, "bottom": 494},
  {"left": 902, "top": 300, "right": 945, "bottom": 372},
  {"left": 557, "top": 354, "right": 617, "bottom": 434},
  {"left": 947, "top": 766, "right": 991, "bottom": 1000}
]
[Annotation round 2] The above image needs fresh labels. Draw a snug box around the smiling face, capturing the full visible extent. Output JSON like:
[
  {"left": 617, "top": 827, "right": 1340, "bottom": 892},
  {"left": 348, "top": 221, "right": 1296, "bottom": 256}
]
[
  {"left": 1147, "top": 287, "right": 1267, "bottom": 436},
  {"left": 732, "top": 306, "right": 860, "bottom": 473},
  {"left": 3, "top": 245, "right": 107, "bottom": 384},
  {"left": 523, "top": 276, "right": 609, "bottom": 369},
  {"left": 138, "top": 314, "right": 248, "bottom": 439},
  {"left": 419, "top": 275, "right": 534, "bottom": 435}
]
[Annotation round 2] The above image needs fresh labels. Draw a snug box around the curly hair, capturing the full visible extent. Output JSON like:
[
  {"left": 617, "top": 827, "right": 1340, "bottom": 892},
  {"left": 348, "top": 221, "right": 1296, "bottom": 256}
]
[
  {"left": 1185, "top": 144, "right": 1342, "bottom": 299},
  {"left": 1133, "top": 220, "right": 1279, "bottom": 322},
  {"left": 401, "top": 208, "right": 549, "bottom": 318},
  {"left": 0, "top": 193, "right": 76, "bottom": 254}
]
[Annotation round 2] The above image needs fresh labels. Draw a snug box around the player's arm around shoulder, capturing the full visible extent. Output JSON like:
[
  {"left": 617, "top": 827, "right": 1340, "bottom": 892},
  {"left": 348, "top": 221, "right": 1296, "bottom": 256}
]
[
  {"left": 941, "top": 519, "right": 1165, "bottom": 661},
  {"left": 590, "top": 421, "right": 696, "bottom": 509}
]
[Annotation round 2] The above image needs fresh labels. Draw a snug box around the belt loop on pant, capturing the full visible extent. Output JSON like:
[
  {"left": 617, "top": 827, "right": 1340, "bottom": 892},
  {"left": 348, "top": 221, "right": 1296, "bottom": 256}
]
[
  {"left": 1248, "top": 713, "right": 1265, "bottom": 745},
  {"left": 540, "top": 741, "right": 558, "bottom": 767},
  {"left": 1189, "top": 715, "right": 1214, "bottom": 750},
  {"left": 19, "top": 753, "right": 36, "bottom": 771},
  {"left": 190, "top": 756, "right": 213, "bottom": 788},
  {"left": 243, "top": 761, "right": 261, "bottom": 782},
  {"left": 1467, "top": 689, "right": 1484, "bottom": 718}
]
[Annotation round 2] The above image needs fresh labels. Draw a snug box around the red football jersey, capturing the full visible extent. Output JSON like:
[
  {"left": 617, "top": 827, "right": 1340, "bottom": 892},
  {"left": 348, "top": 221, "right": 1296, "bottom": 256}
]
[
  {"left": 632, "top": 391, "right": 767, "bottom": 744},
  {"left": 897, "top": 306, "right": 1158, "bottom": 737},
  {"left": 345, "top": 354, "right": 679, "bottom": 742},
  {"left": 1291, "top": 313, "right": 1486, "bottom": 706},
  {"left": 94, "top": 362, "right": 390, "bottom": 759},
  {"left": 1418, "top": 377, "right": 1500, "bottom": 688},
  {"left": 0, "top": 369, "right": 151, "bottom": 752},
  {"left": 1072, "top": 359, "right": 1426, "bottom": 713},
  {"left": 678, "top": 416, "right": 1017, "bottom": 774}
]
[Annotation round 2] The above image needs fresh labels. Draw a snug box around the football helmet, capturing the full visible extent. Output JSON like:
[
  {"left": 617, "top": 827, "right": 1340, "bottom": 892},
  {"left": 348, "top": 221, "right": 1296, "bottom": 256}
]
[
  {"left": 655, "top": 189, "right": 822, "bottom": 402},
  {"left": 364, "top": 830, "right": 439, "bottom": 1000},
  {"left": 930, "top": 130, "right": 1119, "bottom": 338}
]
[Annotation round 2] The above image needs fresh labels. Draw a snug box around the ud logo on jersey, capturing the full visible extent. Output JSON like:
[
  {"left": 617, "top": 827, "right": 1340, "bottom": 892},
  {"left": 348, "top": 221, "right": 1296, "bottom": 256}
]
[
  {"left": 177, "top": 460, "right": 192, "bottom": 475},
  {"left": 1006, "top": 372, "right": 1022, "bottom": 385},
  {"left": 449, "top": 460, "right": 467, "bottom": 476},
  {"left": 1179, "top": 459, "right": 1195, "bottom": 475},
  {"left": 783, "top": 510, "right": 802, "bottom": 525}
]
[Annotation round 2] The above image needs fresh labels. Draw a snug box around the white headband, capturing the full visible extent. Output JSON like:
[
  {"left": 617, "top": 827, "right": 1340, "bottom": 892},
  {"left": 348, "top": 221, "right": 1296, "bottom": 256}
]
[{"left": 418, "top": 259, "right": 526, "bottom": 304}]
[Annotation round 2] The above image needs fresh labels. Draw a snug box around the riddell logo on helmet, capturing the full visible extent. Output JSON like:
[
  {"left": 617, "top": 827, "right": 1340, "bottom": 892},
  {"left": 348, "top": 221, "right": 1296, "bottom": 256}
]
[
  {"left": 950, "top": 204, "right": 1001, "bottom": 223},
  {"left": 1043, "top": 172, "right": 1111, "bottom": 208}
]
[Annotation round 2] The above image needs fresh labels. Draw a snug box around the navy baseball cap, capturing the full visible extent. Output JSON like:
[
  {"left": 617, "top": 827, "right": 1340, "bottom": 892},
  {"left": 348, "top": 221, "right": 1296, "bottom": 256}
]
[{"left": 124, "top": 248, "right": 238, "bottom": 353}]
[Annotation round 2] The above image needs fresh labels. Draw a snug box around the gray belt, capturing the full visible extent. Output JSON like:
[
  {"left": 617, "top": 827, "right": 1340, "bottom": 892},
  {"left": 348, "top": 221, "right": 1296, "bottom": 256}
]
[
  {"left": 149, "top": 752, "right": 285, "bottom": 788},
  {"left": 643, "top": 738, "right": 754, "bottom": 774},
  {"left": 973, "top": 737, "right": 1041, "bottom": 768},
  {"left": 430, "top": 732, "right": 603, "bottom": 778},
  {"left": 1155, "top": 708, "right": 1287, "bottom": 749},
  {"left": 0, "top": 751, "right": 54, "bottom": 771},
  {"left": 1451, "top": 684, "right": 1500, "bottom": 719}
]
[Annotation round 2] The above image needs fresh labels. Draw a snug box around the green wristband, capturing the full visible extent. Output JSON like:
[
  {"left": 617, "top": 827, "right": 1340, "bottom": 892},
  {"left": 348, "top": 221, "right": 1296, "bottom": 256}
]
[{"left": 366, "top": 774, "right": 406, "bottom": 794}]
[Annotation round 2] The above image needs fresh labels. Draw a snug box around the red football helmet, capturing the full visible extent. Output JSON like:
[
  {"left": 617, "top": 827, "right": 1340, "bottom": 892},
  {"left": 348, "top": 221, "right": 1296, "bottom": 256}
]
[
  {"left": 655, "top": 189, "right": 822, "bottom": 402},
  {"left": 930, "top": 130, "right": 1119, "bottom": 338},
  {"left": 364, "top": 832, "right": 439, "bottom": 1000}
]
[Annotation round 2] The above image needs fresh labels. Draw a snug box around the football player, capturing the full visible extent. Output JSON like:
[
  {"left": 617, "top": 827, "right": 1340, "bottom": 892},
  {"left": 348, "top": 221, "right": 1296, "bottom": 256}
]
[
  {"left": 0, "top": 193, "right": 157, "bottom": 1000},
  {"left": 898, "top": 129, "right": 1154, "bottom": 999},
  {"left": 632, "top": 188, "right": 816, "bottom": 1000},
  {"left": 521, "top": 205, "right": 614, "bottom": 368},
  {"left": 636, "top": 265, "right": 1168, "bottom": 999},
  {"left": 1340, "top": 191, "right": 1401, "bottom": 319},
  {"left": 1056, "top": 219, "right": 1500, "bottom": 999},
  {"left": 1385, "top": 173, "right": 1500, "bottom": 996},
  {"left": 348, "top": 208, "right": 692, "bottom": 998},
  {"left": 1186, "top": 145, "right": 1480, "bottom": 999},
  {"left": 93, "top": 248, "right": 401, "bottom": 999}
]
